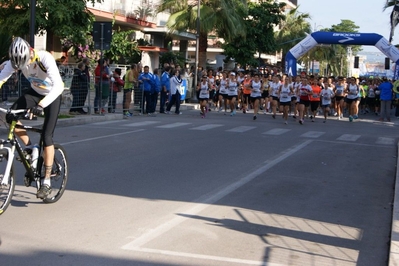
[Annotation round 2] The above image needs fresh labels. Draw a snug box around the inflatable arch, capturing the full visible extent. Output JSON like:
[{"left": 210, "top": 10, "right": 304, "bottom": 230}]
[{"left": 285, "top": 31, "right": 399, "bottom": 79}]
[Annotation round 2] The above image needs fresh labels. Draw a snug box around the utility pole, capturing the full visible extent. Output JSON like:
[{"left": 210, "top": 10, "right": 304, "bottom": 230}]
[{"left": 30, "top": 0, "right": 36, "bottom": 46}]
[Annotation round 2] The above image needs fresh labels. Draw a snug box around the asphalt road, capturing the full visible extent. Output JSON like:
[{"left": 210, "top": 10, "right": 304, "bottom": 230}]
[{"left": 0, "top": 110, "right": 397, "bottom": 266}]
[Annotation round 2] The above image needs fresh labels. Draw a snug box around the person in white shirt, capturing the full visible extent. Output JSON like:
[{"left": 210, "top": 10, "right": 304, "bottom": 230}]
[
  {"left": 0, "top": 37, "right": 64, "bottom": 199},
  {"left": 320, "top": 80, "right": 335, "bottom": 123},
  {"left": 250, "top": 73, "right": 262, "bottom": 120},
  {"left": 165, "top": 69, "right": 183, "bottom": 115}
]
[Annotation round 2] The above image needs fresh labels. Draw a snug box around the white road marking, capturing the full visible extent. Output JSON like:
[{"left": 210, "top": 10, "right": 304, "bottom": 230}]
[
  {"left": 123, "top": 121, "right": 161, "bottom": 127},
  {"left": 226, "top": 126, "right": 256, "bottom": 133},
  {"left": 376, "top": 137, "right": 395, "bottom": 145},
  {"left": 156, "top": 122, "right": 192, "bottom": 129},
  {"left": 122, "top": 140, "right": 313, "bottom": 256},
  {"left": 190, "top": 124, "right": 224, "bottom": 130},
  {"left": 336, "top": 134, "right": 361, "bottom": 142},
  {"left": 60, "top": 129, "right": 145, "bottom": 146},
  {"left": 301, "top": 131, "right": 326, "bottom": 138},
  {"left": 263, "top": 128, "right": 291, "bottom": 135}
]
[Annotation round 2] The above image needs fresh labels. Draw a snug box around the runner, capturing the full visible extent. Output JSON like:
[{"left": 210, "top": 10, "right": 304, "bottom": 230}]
[
  {"left": 227, "top": 72, "right": 239, "bottom": 116},
  {"left": 261, "top": 74, "right": 270, "bottom": 114},
  {"left": 242, "top": 73, "right": 252, "bottom": 113},
  {"left": 269, "top": 75, "right": 280, "bottom": 119},
  {"left": 345, "top": 77, "right": 360, "bottom": 122},
  {"left": 197, "top": 75, "right": 212, "bottom": 118},
  {"left": 320, "top": 80, "right": 335, "bottom": 123},
  {"left": 297, "top": 77, "right": 313, "bottom": 125},
  {"left": 278, "top": 76, "right": 294, "bottom": 124},
  {"left": 217, "top": 71, "right": 228, "bottom": 114},
  {"left": 310, "top": 77, "right": 322, "bottom": 122},
  {"left": 334, "top": 76, "right": 346, "bottom": 120},
  {"left": 250, "top": 73, "right": 262, "bottom": 120}
]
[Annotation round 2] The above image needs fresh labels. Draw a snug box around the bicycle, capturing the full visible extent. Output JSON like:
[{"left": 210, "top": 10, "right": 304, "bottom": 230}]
[{"left": 0, "top": 107, "right": 68, "bottom": 215}]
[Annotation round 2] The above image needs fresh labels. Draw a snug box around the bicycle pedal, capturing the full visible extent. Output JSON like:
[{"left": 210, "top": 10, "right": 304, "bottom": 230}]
[{"left": 24, "top": 174, "right": 33, "bottom": 187}]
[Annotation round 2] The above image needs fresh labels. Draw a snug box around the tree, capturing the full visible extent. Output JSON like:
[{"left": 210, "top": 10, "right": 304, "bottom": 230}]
[
  {"left": 384, "top": 0, "right": 399, "bottom": 42},
  {"left": 157, "top": 0, "right": 247, "bottom": 68},
  {"left": 0, "top": 0, "right": 102, "bottom": 48},
  {"left": 133, "top": 6, "right": 154, "bottom": 20},
  {"left": 222, "top": 0, "right": 285, "bottom": 69},
  {"left": 103, "top": 29, "right": 141, "bottom": 65},
  {"left": 275, "top": 7, "right": 312, "bottom": 73},
  {"left": 326, "top": 20, "right": 361, "bottom": 76}
]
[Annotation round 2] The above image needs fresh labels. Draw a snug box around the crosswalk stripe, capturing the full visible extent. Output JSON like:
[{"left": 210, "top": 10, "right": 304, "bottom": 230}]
[
  {"left": 190, "top": 124, "right": 224, "bottom": 130},
  {"left": 337, "top": 134, "right": 361, "bottom": 142},
  {"left": 376, "top": 137, "right": 395, "bottom": 145},
  {"left": 263, "top": 128, "right": 291, "bottom": 135},
  {"left": 301, "top": 131, "right": 326, "bottom": 138},
  {"left": 156, "top": 122, "right": 192, "bottom": 129},
  {"left": 226, "top": 126, "right": 256, "bottom": 133},
  {"left": 124, "top": 121, "right": 161, "bottom": 127}
]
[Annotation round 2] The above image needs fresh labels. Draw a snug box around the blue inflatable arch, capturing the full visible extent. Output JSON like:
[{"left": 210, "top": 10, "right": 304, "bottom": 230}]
[{"left": 285, "top": 31, "right": 399, "bottom": 79}]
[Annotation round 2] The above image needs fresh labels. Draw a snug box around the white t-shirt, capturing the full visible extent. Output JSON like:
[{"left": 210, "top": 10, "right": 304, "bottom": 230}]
[
  {"left": 270, "top": 82, "right": 280, "bottom": 97},
  {"left": 347, "top": 84, "right": 359, "bottom": 99},
  {"left": 219, "top": 79, "right": 228, "bottom": 94},
  {"left": 227, "top": 79, "right": 238, "bottom": 96},
  {"left": 320, "top": 87, "right": 334, "bottom": 105},
  {"left": 279, "top": 84, "right": 292, "bottom": 102},
  {"left": 250, "top": 80, "right": 262, "bottom": 97},
  {"left": 199, "top": 81, "right": 209, "bottom": 99}
]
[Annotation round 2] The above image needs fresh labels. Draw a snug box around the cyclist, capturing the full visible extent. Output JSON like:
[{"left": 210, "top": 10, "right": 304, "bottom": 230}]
[{"left": 0, "top": 37, "right": 64, "bottom": 199}]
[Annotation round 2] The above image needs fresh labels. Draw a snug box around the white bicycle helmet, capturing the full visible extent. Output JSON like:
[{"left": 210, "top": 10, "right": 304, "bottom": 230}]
[{"left": 9, "top": 37, "right": 31, "bottom": 70}]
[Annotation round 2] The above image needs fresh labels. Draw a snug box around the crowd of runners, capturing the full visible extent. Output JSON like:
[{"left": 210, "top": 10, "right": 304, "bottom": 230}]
[{"left": 195, "top": 69, "right": 397, "bottom": 124}]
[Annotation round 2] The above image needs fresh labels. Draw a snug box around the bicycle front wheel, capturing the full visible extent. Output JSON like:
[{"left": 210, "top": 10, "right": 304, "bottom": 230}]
[
  {"left": 38, "top": 144, "right": 68, "bottom": 204},
  {"left": 0, "top": 149, "right": 15, "bottom": 215}
]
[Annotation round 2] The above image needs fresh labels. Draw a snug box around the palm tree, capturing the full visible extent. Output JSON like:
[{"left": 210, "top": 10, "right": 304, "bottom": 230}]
[
  {"left": 274, "top": 7, "right": 312, "bottom": 72},
  {"left": 134, "top": 6, "right": 154, "bottom": 21},
  {"left": 157, "top": 0, "right": 247, "bottom": 68},
  {"left": 384, "top": 0, "right": 399, "bottom": 43}
]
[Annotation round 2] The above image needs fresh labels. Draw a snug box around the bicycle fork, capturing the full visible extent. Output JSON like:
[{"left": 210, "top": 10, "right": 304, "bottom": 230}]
[{"left": 0, "top": 145, "right": 15, "bottom": 186}]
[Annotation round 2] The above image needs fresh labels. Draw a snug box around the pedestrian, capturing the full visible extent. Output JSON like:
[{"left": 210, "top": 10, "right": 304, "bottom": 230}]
[
  {"left": 166, "top": 69, "right": 182, "bottom": 115},
  {"left": 151, "top": 68, "right": 161, "bottom": 115},
  {"left": 378, "top": 77, "right": 393, "bottom": 122},
  {"left": 138, "top": 66, "right": 155, "bottom": 115},
  {"left": 94, "top": 58, "right": 110, "bottom": 114},
  {"left": 69, "top": 62, "right": 87, "bottom": 115},
  {"left": 160, "top": 66, "right": 171, "bottom": 113},
  {"left": 122, "top": 63, "right": 138, "bottom": 118},
  {"left": 108, "top": 68, "right": 124, "bottom": 113}
]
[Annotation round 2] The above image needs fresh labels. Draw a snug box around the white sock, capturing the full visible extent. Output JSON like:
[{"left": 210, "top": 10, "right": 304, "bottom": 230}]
[{"left": 43, "top": 178, "right": 51, "bottom": 187}]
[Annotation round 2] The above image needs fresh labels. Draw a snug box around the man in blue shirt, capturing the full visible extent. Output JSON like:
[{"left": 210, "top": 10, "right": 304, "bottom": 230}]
[
  {"left": 378, "top": 77, "right": 393, "bottom": 122},
  {"left": 160, "top": 66, "right": 171, "bottom": 113},
  {"left": 138, "top": 66, "right": 155, "bottom": 115}
]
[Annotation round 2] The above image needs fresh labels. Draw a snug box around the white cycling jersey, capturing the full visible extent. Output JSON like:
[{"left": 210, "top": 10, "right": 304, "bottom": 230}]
[{"left": 0, "top": 50, "right": 64, "bottom": 108}]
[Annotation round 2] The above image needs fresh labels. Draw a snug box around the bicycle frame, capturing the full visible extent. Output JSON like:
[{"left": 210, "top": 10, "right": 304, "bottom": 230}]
[{"left": 0, "top": 120, "right": 43, "bottom": 186}]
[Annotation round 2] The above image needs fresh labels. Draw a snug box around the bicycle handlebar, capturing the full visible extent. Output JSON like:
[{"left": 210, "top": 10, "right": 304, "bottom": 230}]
[{"left": 0, "top": 107, "right": 27, "bottom": 115}]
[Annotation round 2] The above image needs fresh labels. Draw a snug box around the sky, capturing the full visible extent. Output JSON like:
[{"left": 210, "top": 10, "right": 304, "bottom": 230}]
[{"left": 297, "top": 0, "right": 393, "bottom": 53}]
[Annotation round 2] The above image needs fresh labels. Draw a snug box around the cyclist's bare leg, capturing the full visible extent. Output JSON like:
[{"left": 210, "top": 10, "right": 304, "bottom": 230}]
[
  {"left": 14, "top": 122, "right": 30, "bottom": 146},
  {"left": 43, "top": 145, "right": 54, "bottom": 179}
]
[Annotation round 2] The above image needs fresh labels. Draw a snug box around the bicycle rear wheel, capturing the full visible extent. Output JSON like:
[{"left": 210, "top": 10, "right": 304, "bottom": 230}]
[
  {"left": 0, "top": 150, "right": 15, "bottom": 215},
  {"left": 38, "top": 144, "right": 68, "bottom": 203}
]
